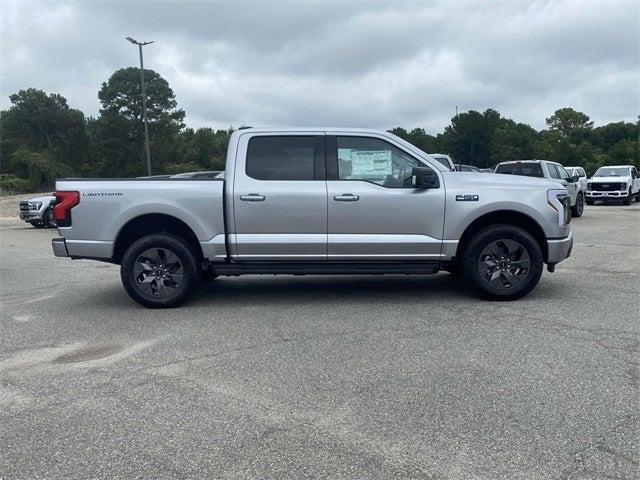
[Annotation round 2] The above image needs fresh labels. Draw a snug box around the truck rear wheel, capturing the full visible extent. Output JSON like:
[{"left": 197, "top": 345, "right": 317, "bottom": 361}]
[
  {"left": 120, "top": 234, "right": 199, "bottom": 308},
  {"left": 462, "top": 224, "right": 543, "bottom": 301}
]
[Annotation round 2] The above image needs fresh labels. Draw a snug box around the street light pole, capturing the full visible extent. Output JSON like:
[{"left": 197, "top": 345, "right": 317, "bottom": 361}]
[{"left": 126, "top": 37, "right": 154, "bottom": 176}]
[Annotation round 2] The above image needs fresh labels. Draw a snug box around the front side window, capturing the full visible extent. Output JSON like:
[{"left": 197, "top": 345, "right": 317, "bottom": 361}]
[
  {"left": 556, "top": 165, "right": 570, "bottom": 179},
  {"left": 337, "top": 136, "right": 419, "bottom": 187},
  {"left": 548, "top": 164, "right": 561, "bottom": 179},
  {"left": 246, "top": 136, "right": 315, "bottom": 180},
  {"left": 579, "top": 168, "right": 586, "bottom": 177}
]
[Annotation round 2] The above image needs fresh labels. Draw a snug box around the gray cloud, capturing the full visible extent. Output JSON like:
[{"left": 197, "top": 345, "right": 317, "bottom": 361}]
[{"left": 1, "top": 0, "right": 638, "bottom": 132}]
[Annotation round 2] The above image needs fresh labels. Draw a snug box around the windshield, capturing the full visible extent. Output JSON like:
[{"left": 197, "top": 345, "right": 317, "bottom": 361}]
[
  {"left": 594, "top": 167, "right": 630, "bottom": 177},
  {"left": 495, "top": 162, "right": 544, "bottom": 178}
]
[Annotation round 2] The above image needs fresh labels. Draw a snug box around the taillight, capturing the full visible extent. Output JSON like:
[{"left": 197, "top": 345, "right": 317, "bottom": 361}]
[{"left": 54, "top": 191, "right": 80, "bottom": 227}]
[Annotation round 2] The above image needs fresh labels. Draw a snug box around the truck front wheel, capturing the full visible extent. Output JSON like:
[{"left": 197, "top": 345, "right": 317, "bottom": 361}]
[
  {"left": 462, "top": 225, "right": 543, "bottom": 301},
  {"left": 623, "top": 189, "right": 632, "bottom": 205},
  {"left": 570, "top": 193, "right": 584, "bottom": 217},
  {"left": 120, "top": 234, "right": 199, "bottom": 308}
]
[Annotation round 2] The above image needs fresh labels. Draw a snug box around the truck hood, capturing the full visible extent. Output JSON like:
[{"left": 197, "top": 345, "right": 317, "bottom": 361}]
[
  {"left": 447, "top": 172, "right": 561, "bottom": 190},
  {"left": 27, "top": 195, "right": 56, "bottom": 204},
  {"left": 588, "top": 176, "right": 632, "bottom": 183}
]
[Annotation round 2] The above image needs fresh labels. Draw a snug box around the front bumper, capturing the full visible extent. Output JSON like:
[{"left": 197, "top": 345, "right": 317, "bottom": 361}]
[
  {"left": 547, "top": 231, "right": 573, "bottom": 265},
  {"left": 52, "top": 238, "right": 69, "bottom": 257},
  {"left": 586, "top": 190, "right": 628, "bottom": 198},
  {"left": 19, "top": 211, "right": 44, "bottom": 222}
]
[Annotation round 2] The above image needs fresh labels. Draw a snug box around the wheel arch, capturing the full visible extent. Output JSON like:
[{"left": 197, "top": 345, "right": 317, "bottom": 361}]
[
  {"left": 112, "top": 213, "right": 203, "bottom": 265},
  {"left": 455, "top": 210, "right": 548, "bottom": 263}
]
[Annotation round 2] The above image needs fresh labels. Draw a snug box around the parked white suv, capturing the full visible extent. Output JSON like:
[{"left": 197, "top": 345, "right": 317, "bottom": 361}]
[
  {"left": 586, "top": 165, "right": 640, "bottom": 205},
  {"left": 494, "top": 160, "right": 586, "bottom": 217}
]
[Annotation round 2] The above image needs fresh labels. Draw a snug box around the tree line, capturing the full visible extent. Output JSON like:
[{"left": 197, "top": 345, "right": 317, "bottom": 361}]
[{"left": 1, "top": 67, "right": 638, "bottom": 193}]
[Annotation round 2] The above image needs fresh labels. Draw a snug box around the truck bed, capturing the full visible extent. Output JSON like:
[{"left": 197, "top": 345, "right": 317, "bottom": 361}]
[{"left": 54, "top": 178, "right": 226, "bottom": 262}]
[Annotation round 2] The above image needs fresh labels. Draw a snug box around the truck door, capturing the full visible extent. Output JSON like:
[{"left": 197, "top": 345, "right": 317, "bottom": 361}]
[
  {"left": 231, "top": 133, "right": 327, "bottom": 261},
  {"left": 554, "top": 164, "right": 578, "bottom": 203},
  {"left": 325, "top": 134, "right": 445, "bottom": 261}
]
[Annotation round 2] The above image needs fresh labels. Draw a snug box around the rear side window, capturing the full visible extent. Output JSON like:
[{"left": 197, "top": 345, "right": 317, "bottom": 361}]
[
  {"left": 246, "top": 136, "right": 315, "bottom": 180},
  {"left": 495, "top": 163, "right": 544, "bottom": 178}
]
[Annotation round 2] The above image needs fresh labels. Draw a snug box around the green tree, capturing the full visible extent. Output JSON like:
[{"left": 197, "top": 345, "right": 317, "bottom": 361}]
[
  {"left": 545, "top": 108, "right": 593, "bottom": 138},
  {"left": 7, "top": 149, "right": 72, "bottom": 191},
  {"left": 94, "top": 67, "right": 185, "bottom": 176},
  {"left": 440, "top": 109, "right": 505, "bottom": 168},
  {"left": 490, "top": 121, "right": 538, "bottom": 164},
  {"left": 180, "top": 127, "right": 232, "bottom": 171},
  {"left": 0, "top": 88, "right": 89, "bottom": 173}
]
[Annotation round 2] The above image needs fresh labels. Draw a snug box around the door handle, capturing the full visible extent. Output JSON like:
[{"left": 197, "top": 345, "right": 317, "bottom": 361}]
[
  {"left": 334, "top": 193, "right": 359, "bottom": 202},
  {"left": 240, "top": 194, "right": 265, "bottom": 202}
]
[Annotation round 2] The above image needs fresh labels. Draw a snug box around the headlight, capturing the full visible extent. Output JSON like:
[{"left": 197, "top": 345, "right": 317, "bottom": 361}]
[
  {"left": 547, "top": 189, "right": 570, "bottom": 226},
  {"left": 620, "top": 183, "right": 626, "bottom": 190},
  {"left": 29, "top": 202, "right": 42, "bottom": 210}
]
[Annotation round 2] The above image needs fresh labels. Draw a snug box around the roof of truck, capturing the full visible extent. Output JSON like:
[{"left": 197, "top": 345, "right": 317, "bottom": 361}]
[{"left": 234, "top": 127, "right": 394, "bottom": 134}]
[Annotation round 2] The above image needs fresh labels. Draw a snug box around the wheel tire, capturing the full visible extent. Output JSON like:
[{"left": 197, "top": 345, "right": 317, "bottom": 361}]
[
  {"left": 43, "top": 208, "right": 57, "bottom": 228},
  {"left": 120, "top": 233, "right": 200, "bottom": 308},
  {"left": 462, "top": 224, "right": 544, "bottom": 301},
  {"left": 570, "top": 193, "right": 584, "bottom": 217},
  {"left": 585, "top": 199, "right": 594, "bottom": 206},
  {"left": 623, "top": 189, "right": 632, "bottom": 205},
  {"left": 635, "top": 192, "right": 640, "bottom": 202}
]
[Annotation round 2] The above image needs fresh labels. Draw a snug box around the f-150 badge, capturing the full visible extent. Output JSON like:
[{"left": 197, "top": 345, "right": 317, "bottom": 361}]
[{"left": 456, "top": 194, "right": 479, "bottom": 201}]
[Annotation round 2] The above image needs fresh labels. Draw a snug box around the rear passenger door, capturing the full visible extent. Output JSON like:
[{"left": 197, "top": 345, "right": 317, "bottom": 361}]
[{"left": 231, "top": 133, "right": 327, "bottom": 261}]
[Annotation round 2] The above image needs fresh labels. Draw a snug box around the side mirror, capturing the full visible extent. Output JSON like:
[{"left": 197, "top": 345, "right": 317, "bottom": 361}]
[
  {"left": 411, "top": 167, "right": 440, "bottom": 189},
  {"left": 571, "top": 175, "right": 579, "bottom": 183}
]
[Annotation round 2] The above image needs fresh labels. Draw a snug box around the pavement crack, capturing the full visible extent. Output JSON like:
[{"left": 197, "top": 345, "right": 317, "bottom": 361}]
[{"left": 562, "top": 414, "right": 638, "bottom": 480}]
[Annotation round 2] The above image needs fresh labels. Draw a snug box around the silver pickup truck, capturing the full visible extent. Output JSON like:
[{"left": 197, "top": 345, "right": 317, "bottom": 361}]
[{"left": 52, "top": 127, "right": 573, "bottom": 308}]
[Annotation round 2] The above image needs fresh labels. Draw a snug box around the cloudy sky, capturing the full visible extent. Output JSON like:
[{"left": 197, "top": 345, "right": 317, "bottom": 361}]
[{"left": 1, "top": 0, "right": 638, "bottom": 133}]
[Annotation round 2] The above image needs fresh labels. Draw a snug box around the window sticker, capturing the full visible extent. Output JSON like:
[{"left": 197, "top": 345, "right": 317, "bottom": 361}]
[{"left": 338, "top": 149, "right": 392, "bottom": 179}]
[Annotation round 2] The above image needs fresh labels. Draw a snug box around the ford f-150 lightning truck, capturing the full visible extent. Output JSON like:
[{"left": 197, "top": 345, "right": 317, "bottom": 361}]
[{"left": 52, "top": 128, "right": 573, "bottom": 308}]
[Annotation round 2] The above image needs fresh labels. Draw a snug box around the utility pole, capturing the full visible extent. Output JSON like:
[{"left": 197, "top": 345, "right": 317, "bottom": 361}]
[{"left": 126, "top": 37, "right": 154, "bottom": 176}]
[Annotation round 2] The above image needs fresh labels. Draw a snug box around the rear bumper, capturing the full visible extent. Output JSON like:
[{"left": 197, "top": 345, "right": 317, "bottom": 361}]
[
  {"left": 52, "top": 238, "right": 69, "bottom": 257},
  {"left": 547, "top": 231, "right": 573, "bottom": 265},
  {"left": 51, "top": 237, "right": 113, "bottom": 259}
]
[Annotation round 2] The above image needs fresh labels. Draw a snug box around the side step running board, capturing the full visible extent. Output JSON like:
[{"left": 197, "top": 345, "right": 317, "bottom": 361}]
[{"left": 210, "top": 261, "right": 440, "bottom": 276}]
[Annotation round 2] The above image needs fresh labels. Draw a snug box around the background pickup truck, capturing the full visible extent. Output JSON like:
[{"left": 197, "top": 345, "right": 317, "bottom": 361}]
[
  {"left": 586, "top": 165, "right": 640, "bottom": 205},
  {"left": 494, "top": 159, "right": 586, "bottom": 217},
  {"left": 52, "top": 128, "right": 573, "bottom": 308}
]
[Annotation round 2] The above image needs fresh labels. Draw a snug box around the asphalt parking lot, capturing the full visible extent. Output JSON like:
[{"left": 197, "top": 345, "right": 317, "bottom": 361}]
[{"left": 1, "top": 204, "right": 638, "bottom": 479}]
